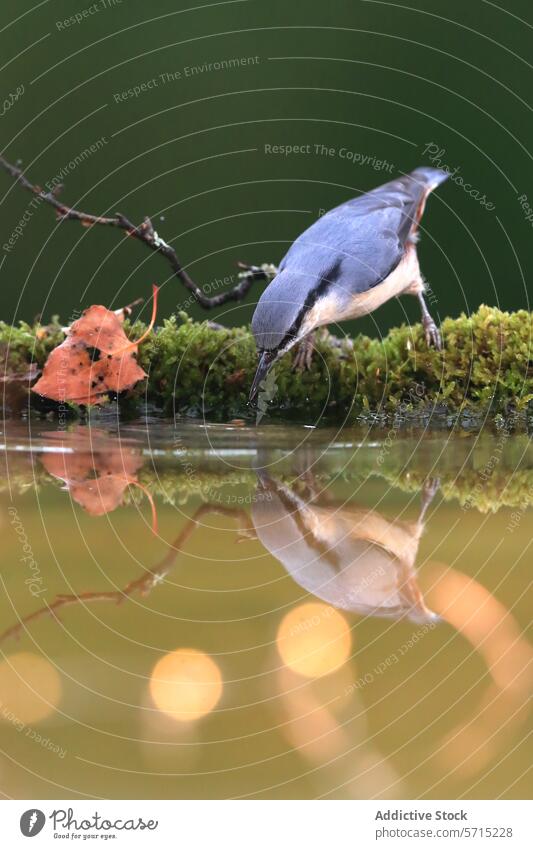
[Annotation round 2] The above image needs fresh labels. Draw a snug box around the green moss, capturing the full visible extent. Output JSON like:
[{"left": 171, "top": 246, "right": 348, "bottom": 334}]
[
  {"left": 0, "top": 317, "right": 65, "bottom": 371},
  {"left": 2, "top": 305, "right": 533, "bottom": 422}
]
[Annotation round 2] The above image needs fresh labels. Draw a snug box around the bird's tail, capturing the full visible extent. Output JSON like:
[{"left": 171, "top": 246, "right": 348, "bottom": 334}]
[{"left": 410, "top": 166, "right": 449, "bottom": 191}]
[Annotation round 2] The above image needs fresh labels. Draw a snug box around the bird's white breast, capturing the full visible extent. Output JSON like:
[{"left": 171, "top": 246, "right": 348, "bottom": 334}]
[
  {"left": 301, "top": 246, "right": 424, "bottom": 334},
  {"left": 344, "top": 246, "right": 424, "bottom": 319}
]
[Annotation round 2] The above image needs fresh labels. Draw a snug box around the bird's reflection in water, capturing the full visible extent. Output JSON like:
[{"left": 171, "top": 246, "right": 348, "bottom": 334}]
[
  {"left": 253, "top": 470, "right": 436, "bottom": 797},
  {"left": 252, "top": 470, "right": 439, "bottom": 624}
]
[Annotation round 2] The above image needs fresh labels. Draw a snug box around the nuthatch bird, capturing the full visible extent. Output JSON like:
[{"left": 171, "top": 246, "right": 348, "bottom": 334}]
[
  {"left": 252, "top": 473, "right": 440, "bottom": 624},
  {"left": 249, "top": 166, "right": 448, "bottom": 401}
]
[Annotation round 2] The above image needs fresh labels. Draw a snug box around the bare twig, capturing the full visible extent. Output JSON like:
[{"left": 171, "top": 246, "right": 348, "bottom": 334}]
[{"left": 0, "top": 154, "right": 277, "bottom": 309}]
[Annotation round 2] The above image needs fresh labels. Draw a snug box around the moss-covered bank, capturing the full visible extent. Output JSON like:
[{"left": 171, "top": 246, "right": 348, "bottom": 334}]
[{"left": 1, "top": 305, "right": 532, "bottom": 422}]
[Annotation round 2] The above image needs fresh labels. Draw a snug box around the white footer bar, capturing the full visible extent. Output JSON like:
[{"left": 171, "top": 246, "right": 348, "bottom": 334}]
[{"left": 3, "top": 799, "right": 530, "bottom": 848}]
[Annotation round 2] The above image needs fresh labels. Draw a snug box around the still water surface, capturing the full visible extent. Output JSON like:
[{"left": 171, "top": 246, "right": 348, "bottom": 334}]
[{"left": 0, "top": 421, "right": 531, "bottom": 799}]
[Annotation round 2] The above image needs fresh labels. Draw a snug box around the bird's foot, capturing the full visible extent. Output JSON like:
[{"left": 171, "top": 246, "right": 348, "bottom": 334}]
[
  {"left": 419, "top": 477, "right": 440, "bottom": 521},
  {"left": 423, "top": 476, "right": 440, "bottom": 503},
  {"left": 418, "top": 293, "right": 442, "bottom": 350},
  {"left": 292, "top": 334, "right": 315, "bottom": 371},
  {"left": 422, "top": 313, "right": 442, "bottom": 350}
]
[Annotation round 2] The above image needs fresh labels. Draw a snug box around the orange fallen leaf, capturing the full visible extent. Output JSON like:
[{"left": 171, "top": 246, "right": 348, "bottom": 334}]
[
  {"left": 112, "top": 284, "right": 158, "bottom": 355},
  {"left": 32, "top": 287, "right": 158, "bottom": 405}
]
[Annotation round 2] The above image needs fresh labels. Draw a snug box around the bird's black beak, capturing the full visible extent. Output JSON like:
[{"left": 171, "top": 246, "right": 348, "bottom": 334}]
[{"left": 249, "top": 351, "right": 275, "bottom": 402}]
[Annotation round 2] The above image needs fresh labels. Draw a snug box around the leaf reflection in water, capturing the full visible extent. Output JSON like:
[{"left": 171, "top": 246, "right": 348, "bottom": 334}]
[{"left": 40, "top": 428, "right": 157, "bottom": 532}]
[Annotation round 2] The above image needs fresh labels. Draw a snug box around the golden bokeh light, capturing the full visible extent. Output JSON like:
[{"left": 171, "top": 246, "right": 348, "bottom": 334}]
[
  {"left": 0, "top": 652, "right": 62, "bottom": 724},
  {"left": 149, "top": 649, "right": 223, "bottom": 722},
  {"left": 276, "top": 602, "right": 352, "bottom": 678}
]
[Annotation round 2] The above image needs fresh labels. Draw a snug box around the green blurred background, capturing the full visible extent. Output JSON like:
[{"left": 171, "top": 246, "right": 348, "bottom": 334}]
[{"left": 1, "top": 0, "right": 531, "bottom": 336}]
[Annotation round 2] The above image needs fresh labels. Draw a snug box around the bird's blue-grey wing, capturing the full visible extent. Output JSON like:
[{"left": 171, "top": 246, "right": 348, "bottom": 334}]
[
  {"left": 279, "top": 207, "right": 404, "bottom": 295},
  {"left": 279, "top": 168, "right": 446, "bottom": 294}
]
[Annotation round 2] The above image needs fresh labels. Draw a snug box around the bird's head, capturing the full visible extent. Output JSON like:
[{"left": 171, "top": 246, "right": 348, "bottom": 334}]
[{"left": 249, "top": 269, "right": 334, "bottom": 401}]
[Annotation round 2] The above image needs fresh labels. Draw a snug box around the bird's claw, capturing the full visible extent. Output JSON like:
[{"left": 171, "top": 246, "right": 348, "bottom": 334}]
[
  {"left": 423, "top": 476, "right": 440, "bottom": 502},
  {"left": 419, "top": 476, "right": 440, "bottom": 521},
  {"left": 292, "top": 336, "right": 315, "bottom": 371},
  {"left": 423, "top": 318, "right": 442, "bottom": 350}
]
